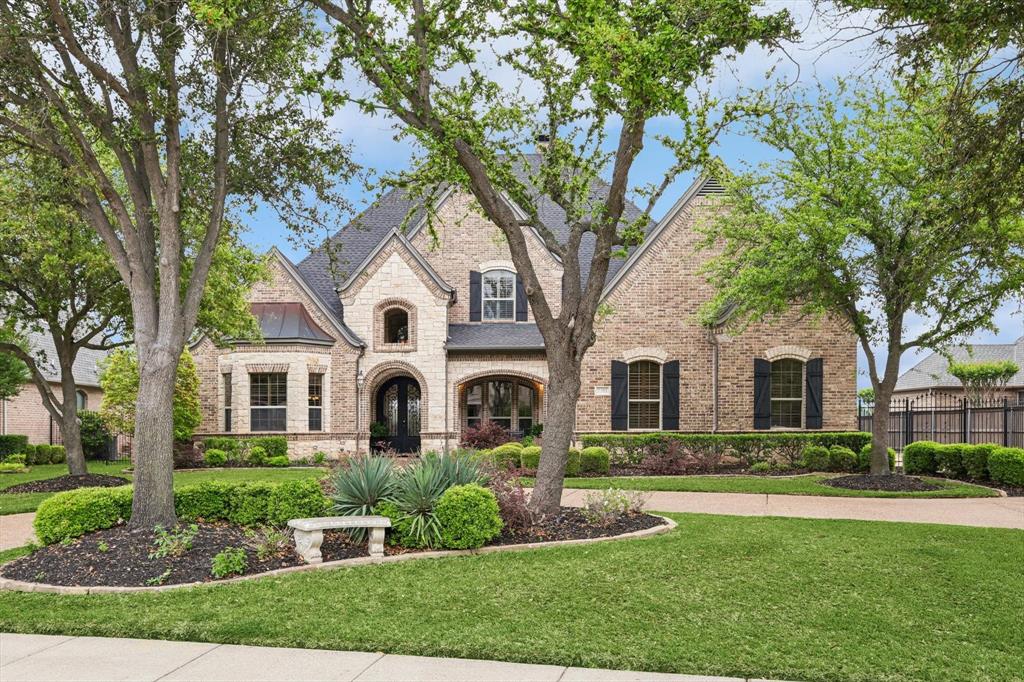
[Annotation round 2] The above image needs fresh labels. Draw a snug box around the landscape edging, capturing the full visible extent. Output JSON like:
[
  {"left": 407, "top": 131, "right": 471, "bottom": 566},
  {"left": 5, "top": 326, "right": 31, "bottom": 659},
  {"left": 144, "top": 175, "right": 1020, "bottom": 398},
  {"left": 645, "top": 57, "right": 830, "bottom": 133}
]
[{"left": 0, "top": 515, "right": 677, "bottom": 595}]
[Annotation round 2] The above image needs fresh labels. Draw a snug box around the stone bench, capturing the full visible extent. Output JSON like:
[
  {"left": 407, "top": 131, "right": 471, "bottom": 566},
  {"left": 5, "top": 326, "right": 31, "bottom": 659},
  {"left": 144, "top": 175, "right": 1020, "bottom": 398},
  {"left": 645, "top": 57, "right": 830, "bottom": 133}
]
[{"left": 287, "top": 516, "right": 392, "bottom": 564}]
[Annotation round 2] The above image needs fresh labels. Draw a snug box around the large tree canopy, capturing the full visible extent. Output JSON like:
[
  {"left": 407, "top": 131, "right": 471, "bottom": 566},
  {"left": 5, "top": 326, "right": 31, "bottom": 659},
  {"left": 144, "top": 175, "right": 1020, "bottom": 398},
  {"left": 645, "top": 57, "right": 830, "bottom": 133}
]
[
  {"left": 310, "top": 0, "right": 794, "bottom": 513},
  {"left": 701, "top": 74, "right": 1024, "bottom": 474},
  {"left": 0, "top": 0, "right": 353, "bottom": 526}
]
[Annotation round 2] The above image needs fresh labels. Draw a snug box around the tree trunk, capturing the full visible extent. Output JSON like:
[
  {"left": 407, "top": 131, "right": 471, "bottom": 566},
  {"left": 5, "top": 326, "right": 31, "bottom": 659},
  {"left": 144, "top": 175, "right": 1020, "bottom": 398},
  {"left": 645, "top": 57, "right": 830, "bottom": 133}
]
[
  {"left": 58, "top": 384, "right": 87, "bottom": 476},
  {"left": 129, "top": 346, "right": 179, "bottom": 529},
  {"left": 868, "top": 348, "right": 903, "bottom": 476},
  {"left": 530, "top": 356, "right": 582, "bottom": 516}
]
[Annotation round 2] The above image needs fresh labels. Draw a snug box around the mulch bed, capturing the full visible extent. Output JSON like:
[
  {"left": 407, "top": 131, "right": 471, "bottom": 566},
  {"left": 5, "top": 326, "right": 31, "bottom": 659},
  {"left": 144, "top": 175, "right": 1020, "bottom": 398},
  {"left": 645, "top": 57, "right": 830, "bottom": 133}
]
[
  {"left": 2, "top": 510, "right": 665, "bottom": 588},
  {"left": 0, "top": 473, "right": 130, "bottom": 495},
  {"left": 821, "top": 474, "right": 941, "bottom": 492}
]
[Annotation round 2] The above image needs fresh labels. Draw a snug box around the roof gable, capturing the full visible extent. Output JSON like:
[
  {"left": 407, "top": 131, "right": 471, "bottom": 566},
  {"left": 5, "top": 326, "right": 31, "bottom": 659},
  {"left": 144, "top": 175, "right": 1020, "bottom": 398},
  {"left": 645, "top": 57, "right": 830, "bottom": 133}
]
[
  {"left": 337, "top": 228, "right": 454, "bottom": 301},
  {"left": 895, "top": 336, "right": 1024, "bottom": 391}
]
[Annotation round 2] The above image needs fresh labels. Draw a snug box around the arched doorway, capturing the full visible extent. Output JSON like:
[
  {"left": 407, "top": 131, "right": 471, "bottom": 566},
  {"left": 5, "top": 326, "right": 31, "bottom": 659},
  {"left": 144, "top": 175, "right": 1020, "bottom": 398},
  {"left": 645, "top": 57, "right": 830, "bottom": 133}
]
[{"left": 374, "top": 376, "right": 422, "bottom": 452}]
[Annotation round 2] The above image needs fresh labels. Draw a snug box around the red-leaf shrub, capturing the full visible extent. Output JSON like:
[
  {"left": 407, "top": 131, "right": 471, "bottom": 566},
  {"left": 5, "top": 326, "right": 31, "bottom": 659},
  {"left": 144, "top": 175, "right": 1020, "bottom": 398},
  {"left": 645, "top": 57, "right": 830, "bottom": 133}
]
[{"left": 460, "top": 420, "right": 510, "bottom": 450}]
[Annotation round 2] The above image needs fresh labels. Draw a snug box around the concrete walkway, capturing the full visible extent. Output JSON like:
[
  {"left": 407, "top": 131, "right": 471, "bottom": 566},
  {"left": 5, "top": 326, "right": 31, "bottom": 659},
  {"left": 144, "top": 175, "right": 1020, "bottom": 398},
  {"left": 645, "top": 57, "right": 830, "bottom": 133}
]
[
  {"left": 561, "top": 488, "right": 1024, "bottom": 529},
  {"left": 0, "top": 513, "right": 36, "bottom": 551},
  {"left": 0, "top": 633, "right": 779, "bottom": 682}
]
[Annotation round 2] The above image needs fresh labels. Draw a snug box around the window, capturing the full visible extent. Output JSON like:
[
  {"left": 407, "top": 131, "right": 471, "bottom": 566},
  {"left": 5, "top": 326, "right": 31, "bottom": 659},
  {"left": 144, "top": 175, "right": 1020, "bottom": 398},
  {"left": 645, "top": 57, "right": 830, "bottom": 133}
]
[
  {"left": 250, "top": 373, "right": 287, "bottom": 431},
  {"left": 75, "top": 390, "right": 87, "bottom": 411},
  {"left": 1017, "top": 390, "right": 1024, "bottom": 406},
  {"left": 222, "top": 373, "right": 232, "bottom": 432},
  {"left": 463, "top": 379, "right": 538, "bottom": 435},
  {"left": 482, "top": 270, "right": 515, "bottom": 321},
  {"left": 628, "top": 361, "right": 661, "bottom": 430},
  {"left": 308, "top": 373, "right": 323, "bottom": 432},
  {"left": 770, "top": 358, "right": 803, "bottom": 428},
  {"left": 384, "top": 308, "right": 409, "bottom": 343}
]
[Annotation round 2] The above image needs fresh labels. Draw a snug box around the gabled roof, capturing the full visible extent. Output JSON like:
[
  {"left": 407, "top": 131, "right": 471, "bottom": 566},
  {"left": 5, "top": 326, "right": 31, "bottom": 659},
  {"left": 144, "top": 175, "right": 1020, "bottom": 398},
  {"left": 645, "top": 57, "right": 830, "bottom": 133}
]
[
  {"left": 251, "top": 303, "right": 334, "bottom": 345},
  {"left": 25, "top": 330, "right": 111, "bottom": 388},
  {"left": 337, "top": 228, "right": 454, "bottom": 299},
  {"left": 446, "top": 323, "right": 545, "bottom": 351},
  {"left": 895, "top": 335, "right": 1024, "bottom": 391}
]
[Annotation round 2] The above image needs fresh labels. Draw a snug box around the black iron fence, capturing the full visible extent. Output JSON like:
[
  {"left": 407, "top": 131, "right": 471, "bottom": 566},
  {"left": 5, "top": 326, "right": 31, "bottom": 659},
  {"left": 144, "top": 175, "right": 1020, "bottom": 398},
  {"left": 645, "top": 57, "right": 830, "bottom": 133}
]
[
  {"left": 49, "top": 417, "right": 133, "bottom": 462},
  {"left": 858, "top": 394, "right": 1024, "bottom": 451}
]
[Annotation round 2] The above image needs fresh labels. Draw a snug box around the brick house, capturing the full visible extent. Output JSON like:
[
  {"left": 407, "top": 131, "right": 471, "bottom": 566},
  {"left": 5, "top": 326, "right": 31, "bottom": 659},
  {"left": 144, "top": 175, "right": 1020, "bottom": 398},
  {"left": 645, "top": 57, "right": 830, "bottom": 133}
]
[
  {"left": 192, "top": 158, "right": 858, "bottom": 457},
  {"left": 892, "top": 336, "right": 1024, "bottom": 404},
  {"left": 0, "top": 331, "right": 107, "bottom": 446}
]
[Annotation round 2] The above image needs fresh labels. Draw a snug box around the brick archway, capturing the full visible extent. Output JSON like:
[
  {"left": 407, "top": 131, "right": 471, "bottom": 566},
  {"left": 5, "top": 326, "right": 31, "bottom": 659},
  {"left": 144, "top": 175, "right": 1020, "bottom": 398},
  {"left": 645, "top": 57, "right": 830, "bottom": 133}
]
[
  {"left": 451, "top": 369, "right": 547, "bottom": 436},
  {"left": 361, "top": 360, "right": 430, "bottom": 429}
]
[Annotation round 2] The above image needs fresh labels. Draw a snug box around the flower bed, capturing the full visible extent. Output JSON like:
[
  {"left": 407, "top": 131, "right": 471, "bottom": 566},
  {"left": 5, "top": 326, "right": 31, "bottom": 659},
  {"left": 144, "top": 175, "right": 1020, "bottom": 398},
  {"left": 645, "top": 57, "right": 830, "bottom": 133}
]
[{"left": 0, "top": 473, "right": 130, "bottom": 495}]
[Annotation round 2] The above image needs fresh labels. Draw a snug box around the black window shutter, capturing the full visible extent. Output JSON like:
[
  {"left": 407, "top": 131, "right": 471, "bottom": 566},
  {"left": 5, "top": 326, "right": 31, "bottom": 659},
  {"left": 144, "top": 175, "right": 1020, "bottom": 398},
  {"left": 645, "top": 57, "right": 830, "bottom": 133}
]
[
  {"left": 662, "top": 361, "right": 680, "bottom": 430},
  {"left": 469, "top": 271, "right": 482, "bottom": 321},
  {"left": 611, "top": 361, "right": 628, "bottom": 431},
  {"left": 515, "top": 274, "right": 527, "bottom": 321},
  {"left": 753, "top": 358, "right": 771, "bottom": 430},
  {"left": 805, "top": 357, "right": 823, "bottom": 429}
]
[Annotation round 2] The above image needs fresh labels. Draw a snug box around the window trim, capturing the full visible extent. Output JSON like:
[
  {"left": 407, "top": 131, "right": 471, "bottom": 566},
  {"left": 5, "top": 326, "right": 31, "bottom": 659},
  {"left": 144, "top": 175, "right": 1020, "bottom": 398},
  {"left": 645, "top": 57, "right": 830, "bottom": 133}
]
[
  {"left": 249, "top": 372, "right": 288, "bottom": 432},
  {"left": 627, "top": 360, "right": 661, "bottom": 431},
  {"left": 75, "top": 389, "right": 88, "bottom": 411},
  {"left": 481, "top": 269, "right": 516, "bottom": 322},
  {"left": 769, "top": 357, "right": 805, "bottom": 429}
]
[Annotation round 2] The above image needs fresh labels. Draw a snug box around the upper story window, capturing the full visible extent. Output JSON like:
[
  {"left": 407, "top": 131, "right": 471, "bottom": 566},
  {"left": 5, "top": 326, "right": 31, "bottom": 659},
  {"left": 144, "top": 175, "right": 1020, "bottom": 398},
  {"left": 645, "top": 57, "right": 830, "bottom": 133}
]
[
  {"left": 628, "top": 360, "right": 661, "bottom": 430},
  {"left": 250, "top": 372, "right": 287, "bottom": 432},
  {"left": 482, "top": 270, "right": 515, "bottom": 321},
  {"left": 384, "top": 308, "right": 409, "bottom": 344},
  {"left": 770, "top": 358, "right": 803, "bottom": 428},
  {"left": 75, "top": 390, "right": 88, "bottom": 411}
]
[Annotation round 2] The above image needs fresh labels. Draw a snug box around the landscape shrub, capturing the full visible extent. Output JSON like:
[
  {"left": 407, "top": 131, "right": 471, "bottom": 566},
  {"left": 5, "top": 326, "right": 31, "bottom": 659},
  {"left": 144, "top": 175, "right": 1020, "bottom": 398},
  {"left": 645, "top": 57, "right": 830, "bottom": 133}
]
[
  {"left": 750, "top": 461, "right": 771, "bottom": 473},
  {"left": 23, "top": 444, "right": 38, "bottom": 465},
  {"left": 150, "top": 524, "right": 199, "bottom": 558},
  {"left": 963, "top": 444, "right": 997, "bottom": 481},
  {"left": 988, "top": 447, "right": 1024, "bottom": 487},
  {"left": 266, "top": 455, "right": 290, "bottom": 468},
  {"left": 331, "top": 455, "right": 397, "bottom": 540},
  {"left": 211, "top": 547, "right": 247, "bottom": 578},
  {"left": 935, "top": 444, "right": 969, "bottom": 479},
  {"left": 249, "top": 436, "right": 288, "bottom": 458},
  {"left": 0, "top": 434, "right": 28, "bottom": 458},
  {"left": 435, "top": 483, "right": 503, "bottom": 549},
  {"left": 579, "top": 446, "right": 611, "bottom": 475},
  {"left": 49, "top": 445, "right": 66, "bottom": 464},
  {"left": 520, "top": 446, "right": 542, "bottom": 471},
  {"left": 267, "top": 479, "right": 329, "bottom": 526},
  {"left": 565, "top": 448, "right": 581, "bottom": 476},
  {"left": 247, "top": 446, "right": 268, "bottom": 466},
  {"left": 490, "top": 443, "right": 522, "bottom": 470},
  {"left": 34, "top": 445, "right": 53, "bottom": 465},
  {"left": 0, "top": 462, "right": 27, "bottom": 473},
  {"left": 203, "top": 437, "right": 242, "bottom": 456},
  {"left": 79, "top": 410, "right": 111, "bottom": 458},
  {"left": 176, "top": 481, "right": 235, "bottom": 521},
  {"left": 34, "top": 486, "right": 133, "bottom": 544},
  {"left": 2, "top": 453, "right": 26, "bottom": 465},
  {"left": 580, "top": 488, "right": 649, "bottom": 526},
  {"left": 801, "top": 445, "right": 830, "bottom": 471},
  {"left": 486, "top": 468, "right": 533, "bottom": 531},
  {"left": 903, "top": 441, "right": 940, "bottom": 475},
  {"left": 228, "top": 482, "right": 277, "bottom": 527},
  {"left": 372, "top": 500, "right": 412, "bottom": 546},
  {"left": 582, "top": 432, "right": 872, "bottom": 469},
  {"left": 827, "top": 446, "right": 858, "bottom": 472},
  {"left": 204, "top": 448, "right": 228, "bottom": 467},
  {"left": 459, "top": 419, "right": 510, "bottom": 450},
  {"left": 313, "top": 451, "right": 327, "bottom": 465},
  {"left": 857, "top": 444, "right": 896, "bottom": 472}
]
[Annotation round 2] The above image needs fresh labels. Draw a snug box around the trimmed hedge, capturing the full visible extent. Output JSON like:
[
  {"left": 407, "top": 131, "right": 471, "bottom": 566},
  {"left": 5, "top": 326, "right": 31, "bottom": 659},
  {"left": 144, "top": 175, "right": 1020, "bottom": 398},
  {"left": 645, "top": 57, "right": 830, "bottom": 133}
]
[
  {"left": 579, "top": 447, "right": 611, "bottom": 475},
  {"left": 964, "top": 444, "right": 997, "bottom": 481},
  {"left": 801, "top": 445, "right": 830, "bottom": 471},
  {"left": 201, "top": 436, "right": 289, "bottom": 463},
  {"left": 989, "top": 447, "right": 1024, "bottom": 487},
  {"left": 34, "top": 479, "right": 329, "bottom": 545},
  {"left": 903, "top": 441, "right": 940, "bottom": 475},
  {"left": 204, "top": 448, "right": 228, "bottom": 466},
  {"left": 266, "top": 455, "right": 290, "bottom": 468},
  {"left": 520, "top": 446, "right": 541, "bottom": 470},
  {"left": 49, "top": 445, "right": 66, "bottom": 464},
  {"left": 580, "top": 432, "right": 872, "bottom": 468},
  {"left": 436, "top": 483, "right": 503, "bottom": 549},
  {"left": 827, "top": 446, "right": 858, "bottom": 473},
  {"left": 490, "top": 443, "right": 522, "bottom": 469},
  {"left": 936, "top": 444, "right": 969, "bottom": 479},
  {"left": 565, "top": 448, "right": 581, "bottom": 477},
  {"left": 0, "top": 435, "right": 28, "bottom": 458}
]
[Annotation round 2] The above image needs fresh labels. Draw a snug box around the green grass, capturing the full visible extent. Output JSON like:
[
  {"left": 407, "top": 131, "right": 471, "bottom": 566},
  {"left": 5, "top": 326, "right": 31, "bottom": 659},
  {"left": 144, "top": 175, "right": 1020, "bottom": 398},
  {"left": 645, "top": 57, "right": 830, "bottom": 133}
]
[
  {"left": 0, "top": 463, "right": 326, "bottom": 515},
  {"left": 0, "top": 544, "right": 34, "bottom": 565},
  {"left": 524, "top": 473, "right": 999, "bottom": 498},
  {"left": 0, "top": 514, "right": 1020, "bottom": 681}
]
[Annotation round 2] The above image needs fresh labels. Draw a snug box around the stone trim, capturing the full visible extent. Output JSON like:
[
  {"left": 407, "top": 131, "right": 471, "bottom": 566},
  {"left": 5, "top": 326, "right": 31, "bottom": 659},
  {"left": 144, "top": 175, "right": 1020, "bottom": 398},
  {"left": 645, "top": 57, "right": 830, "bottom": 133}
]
[
  {"left": 763, "top": 345, "right": 813, "bottom": 362},
  {"left": 246, "top": 363, "right": 290, "bottom": 373},
  {"left": 340, "top": 232, "right": 453, "bottom": 303},
  {"left": 620, "top": 347, "right": 669, "bottom": 364},
  {"left": 0, "top": 516, "right": 674, "bottom": 594},
  {"left": 479, "top": 259, "right": 515, "bottom": 272},
  {"left": 361, "top": 360, "right": 430, "bottom": 427},
  {"left": 373, "top": 298, "right": 418, "bottom": 353}
]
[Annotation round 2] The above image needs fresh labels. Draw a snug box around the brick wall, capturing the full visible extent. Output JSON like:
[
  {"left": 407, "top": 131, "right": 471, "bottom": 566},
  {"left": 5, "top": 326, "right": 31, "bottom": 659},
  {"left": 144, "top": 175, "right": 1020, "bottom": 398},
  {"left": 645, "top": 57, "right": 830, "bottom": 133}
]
[{"left": 0, "top": 382, "right": 103, "bottom": 444}]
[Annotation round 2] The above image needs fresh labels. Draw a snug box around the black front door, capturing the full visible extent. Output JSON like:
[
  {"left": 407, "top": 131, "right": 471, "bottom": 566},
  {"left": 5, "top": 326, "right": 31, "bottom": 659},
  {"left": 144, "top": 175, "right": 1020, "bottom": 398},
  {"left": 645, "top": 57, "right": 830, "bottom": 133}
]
[{"left": 374, "top": 377, "right": 422, "bottom": 453}]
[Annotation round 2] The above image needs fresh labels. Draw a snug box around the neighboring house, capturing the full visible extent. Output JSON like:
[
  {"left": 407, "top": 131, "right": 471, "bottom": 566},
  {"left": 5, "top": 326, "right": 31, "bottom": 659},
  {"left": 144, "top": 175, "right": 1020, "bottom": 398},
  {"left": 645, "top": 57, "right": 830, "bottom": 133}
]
[
  {"left": 893, "top": 336, "right": 1024, "bottom": 405},
  {"left": 191, "top": 156, "right": 858, "bottom": 456},
  {"left": 0, "top": 330, "right": 108, "bottom": 445}
]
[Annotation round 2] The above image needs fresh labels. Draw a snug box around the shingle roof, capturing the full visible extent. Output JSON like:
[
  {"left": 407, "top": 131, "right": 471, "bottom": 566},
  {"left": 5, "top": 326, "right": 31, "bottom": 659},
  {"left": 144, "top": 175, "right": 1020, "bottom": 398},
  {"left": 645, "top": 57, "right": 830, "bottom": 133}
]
[
  {"left": 446, "top": 323, "right": 545, "bottom": 351},
  {"left": 251, "top": 303, "right": 334, "bottom": 344},
  {"left": 25, "top": 330, "right": 110, "bottom": 387},
  {"left": 895, "top": 336, "right": 1024, "bottom": 391}
]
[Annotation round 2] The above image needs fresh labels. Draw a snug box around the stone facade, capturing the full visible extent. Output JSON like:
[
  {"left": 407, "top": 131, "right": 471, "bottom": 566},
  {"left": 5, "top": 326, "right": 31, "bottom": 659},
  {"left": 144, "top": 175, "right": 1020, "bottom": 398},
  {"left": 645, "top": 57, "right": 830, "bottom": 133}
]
[{"left": 191, "top": 177, "right": 859, "bottom": 458}]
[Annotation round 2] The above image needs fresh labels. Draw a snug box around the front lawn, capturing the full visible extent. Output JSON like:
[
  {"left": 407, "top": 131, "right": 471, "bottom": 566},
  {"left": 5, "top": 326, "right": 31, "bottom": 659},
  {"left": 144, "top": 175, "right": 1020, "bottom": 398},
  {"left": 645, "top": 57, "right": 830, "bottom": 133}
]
[
  {"left": 0, "top": 463, "right": 327, "bottom": 515},
  {"left": 532, "top": 473, "right": 999, "bottom": 498},
  {"left": 1, "top": 514, "right": 1020, "bottom": 681}
]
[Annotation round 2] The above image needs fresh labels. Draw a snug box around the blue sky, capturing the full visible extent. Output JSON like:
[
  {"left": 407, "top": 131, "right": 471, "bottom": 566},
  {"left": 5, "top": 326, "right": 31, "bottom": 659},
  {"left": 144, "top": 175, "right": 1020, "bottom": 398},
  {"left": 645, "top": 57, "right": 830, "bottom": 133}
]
[{"left": 238, "top": 1, "right": 1023, "bottom": 389}]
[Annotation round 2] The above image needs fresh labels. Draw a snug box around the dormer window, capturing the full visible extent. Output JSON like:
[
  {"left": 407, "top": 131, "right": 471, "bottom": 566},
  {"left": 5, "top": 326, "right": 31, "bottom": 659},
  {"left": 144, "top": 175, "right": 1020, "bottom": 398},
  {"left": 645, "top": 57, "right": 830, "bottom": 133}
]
[
  {"left": 482, "top": 270, "right": 515, "bottom": 321},
  {"left": 384, "top": 308, "right": 409, "bottom": 343}
]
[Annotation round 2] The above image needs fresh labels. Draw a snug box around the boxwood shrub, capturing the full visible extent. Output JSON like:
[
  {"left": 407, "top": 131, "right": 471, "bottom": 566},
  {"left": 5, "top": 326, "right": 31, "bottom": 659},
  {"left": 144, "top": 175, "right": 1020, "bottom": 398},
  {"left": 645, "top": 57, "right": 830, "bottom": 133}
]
[
  {"left": 34, "top": 486, "right": 134, "bottom": 545},
  {"left": 935, "top": 444, "right": 968, "bottom": 479},
  {"left": 801, "top": 445, "right": 830, "bottom": 471},
  {"left": 520, "top": 446, "right": 541, "bottom": 471},
  {"left": 565, "top": 448, "right": 581, "bottom": 476},
  {"left": 579, "top": 447, "right": 611, "bottom": 475},
  {"left": 201, "top": 436, "right": 289, "bottom": 465},
  {"left": 204, "top": 448, "right": 228, "bottom": 467},
  {"left": 490, "top": 443, "right": 522, "bottom": 469},
  {"left": 49, "top": 445, "right": 66, "bottom": 464},
  {"left": 988, "top": 447, "right": 1024, "bottom": 487},
  {"left": 963, "top": 444, "right": 997, "bottom": 481},
  {"left": 266, "top": 455, "right": 290, "bottom": 468},
  {"left": 436, "top": 483, "right": 503, "bottom": 549},
  {"left": 827, "top": 446, "right": 858, "bottom": 473},
  {"left": 857, "top": 444, "right": 896, "bottom": 472},
  {"left": 903, "top": 441, "right": 940, "bottom": 475},
  {"left": 0, "top": 434, "right": 28, "bottom": 459}
]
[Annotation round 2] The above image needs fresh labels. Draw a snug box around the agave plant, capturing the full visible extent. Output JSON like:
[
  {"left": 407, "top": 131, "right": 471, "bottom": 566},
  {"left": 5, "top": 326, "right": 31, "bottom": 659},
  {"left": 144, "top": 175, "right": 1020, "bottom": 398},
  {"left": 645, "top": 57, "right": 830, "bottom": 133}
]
[
  {"left": 425, "top": 450, "right": 486, "bottom": 489},
  {"left": 330, "top": 456, "right": 397, "bottom": 539},
  {"left": 393, "top": 457, "right": 447, "bottom": 548}
]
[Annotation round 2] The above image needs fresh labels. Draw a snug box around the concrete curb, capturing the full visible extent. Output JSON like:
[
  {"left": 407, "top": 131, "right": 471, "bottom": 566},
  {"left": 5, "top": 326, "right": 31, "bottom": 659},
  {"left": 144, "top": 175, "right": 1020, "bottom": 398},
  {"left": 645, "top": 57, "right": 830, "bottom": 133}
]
[{"left": 0, "top": 515, "right": 676, "bottom": 595}]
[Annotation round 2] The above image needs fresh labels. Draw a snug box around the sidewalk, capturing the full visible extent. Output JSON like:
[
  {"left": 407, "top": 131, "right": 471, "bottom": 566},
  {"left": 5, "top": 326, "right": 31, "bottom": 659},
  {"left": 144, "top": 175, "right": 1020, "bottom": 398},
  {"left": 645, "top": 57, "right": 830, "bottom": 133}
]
[
  {"left": 559, "top": 489, "right": 1024, "bottom": 529},
  {"left": 0, "top": 513, "right": 35, "bottom": 551},
  {"left": 0, "top": 633, "right": 778, "bottom": 682}
]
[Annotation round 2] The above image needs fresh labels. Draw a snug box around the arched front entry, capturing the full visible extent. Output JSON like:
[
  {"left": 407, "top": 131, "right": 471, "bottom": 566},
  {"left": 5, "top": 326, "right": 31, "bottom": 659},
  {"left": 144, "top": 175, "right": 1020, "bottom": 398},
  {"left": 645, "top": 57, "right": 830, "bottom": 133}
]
[{"left": 374, "top": 376, "right": 422, "bottom": 452}]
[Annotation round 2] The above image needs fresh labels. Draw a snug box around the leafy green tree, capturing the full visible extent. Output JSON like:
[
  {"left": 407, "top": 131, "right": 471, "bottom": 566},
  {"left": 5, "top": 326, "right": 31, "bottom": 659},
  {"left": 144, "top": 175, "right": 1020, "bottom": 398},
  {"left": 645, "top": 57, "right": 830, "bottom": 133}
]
[
  {"left": 0, "top": 0, "right": 352, "bottom": 526},
  {"left": 0, "top": 328, "right": 30, "bottom": 402},
  {"left": 701, "top": 75, "right": 1024, "bottom": 475},
  {"left": 309, "top": 0, "right": 794, "bottom": 514},
  {"left": 948, "top": 359, "right": 1020, "bottom": 404},
  {"left": 99, "top": 349, "right": 201, "bottom": 443}
]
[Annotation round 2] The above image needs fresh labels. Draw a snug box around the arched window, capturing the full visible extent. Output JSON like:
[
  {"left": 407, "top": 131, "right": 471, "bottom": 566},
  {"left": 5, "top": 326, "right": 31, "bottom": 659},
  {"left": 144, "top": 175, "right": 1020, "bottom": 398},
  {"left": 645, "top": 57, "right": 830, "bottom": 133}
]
[
  {"left": 628, "top": 361, "right": 660, "bottom": 430},
  {"left": 482, "top": 270, "right": 515, "bottom": 321},
  {"left": 384, "top": 307, "right": 409, "bottom": 344},
  {"left": 770, "top": 358, "right": 804, "bottom": 428},
  {"left": 463, "top": 378, "right": 538, "bottom": 435},
  {"left": 75, "top": 390, "right": 88, "bottom": 411}
]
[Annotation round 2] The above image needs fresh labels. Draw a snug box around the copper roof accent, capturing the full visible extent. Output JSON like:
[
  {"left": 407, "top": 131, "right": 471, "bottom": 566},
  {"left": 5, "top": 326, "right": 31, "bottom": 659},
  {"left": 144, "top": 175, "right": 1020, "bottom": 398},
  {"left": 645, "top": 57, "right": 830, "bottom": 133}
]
[{"left": 250, "top": 302, "right": 334, "bottom": 344}]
